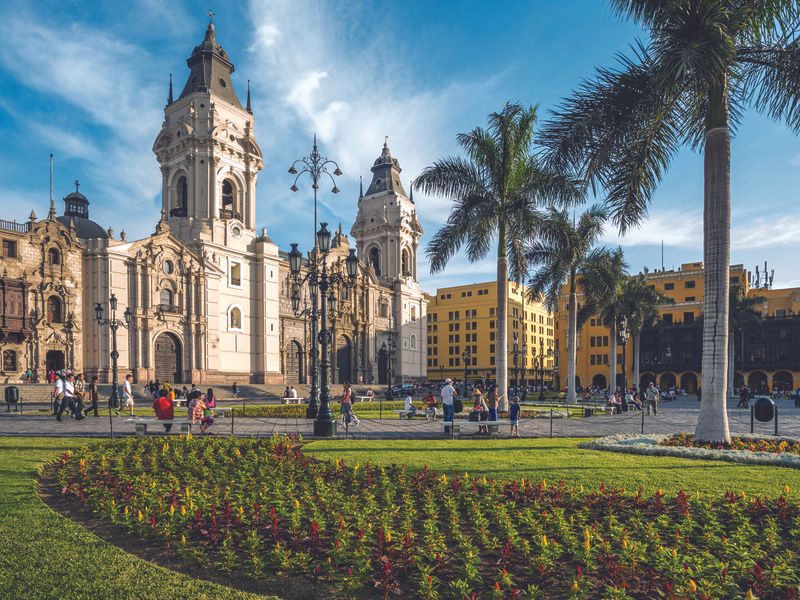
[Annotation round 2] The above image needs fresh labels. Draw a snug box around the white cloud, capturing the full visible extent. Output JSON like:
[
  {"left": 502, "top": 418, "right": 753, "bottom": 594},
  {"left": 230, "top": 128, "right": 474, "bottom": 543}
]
[{"left": 601, "top": 207, "right": 704, "bottom": 249}]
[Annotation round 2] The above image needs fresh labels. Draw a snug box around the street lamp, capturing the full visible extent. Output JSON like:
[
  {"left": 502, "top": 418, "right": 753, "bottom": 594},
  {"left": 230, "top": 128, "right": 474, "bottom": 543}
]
[
  {"left": 462, "top": 347, "right": 471, "bottom": 396},
  {"left": 95, "top": 293, "right": 132, "bottom": 438},
  {"left": 617, "top": 316, "right": 630, "bottom": 407},
  {"left": 289, "top": 223, "right": 357, "bottom": 436},
  {"left": 511, "top": 332, "right": 521, "bottom": 397},
  {"left": 287, "top": 137, "right": 342, "bottom": 418},
  {"left": 381, "top": 327, "right": 396, "bottom": 400},
  {"left": 537, "top": 339, "right": 552, "bottom": 402}
]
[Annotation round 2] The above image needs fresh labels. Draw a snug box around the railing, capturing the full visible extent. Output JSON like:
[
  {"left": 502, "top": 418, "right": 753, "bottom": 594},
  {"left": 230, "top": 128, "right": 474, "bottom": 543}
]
[
  {"left": 0, "top": 220, "right": 31, "bottom": 234},
  {"left": 219, "top": 208, "right": 242, "bottom": 220},
  {"left": 159, "top": 304, "right": 182, "bottom": 315}
]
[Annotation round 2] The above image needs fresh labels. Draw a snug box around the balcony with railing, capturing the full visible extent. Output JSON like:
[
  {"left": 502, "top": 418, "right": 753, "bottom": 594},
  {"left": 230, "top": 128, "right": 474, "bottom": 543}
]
[
  {"left": 169, "top": 207, "right": 187, "bottom": 217},
  {"left": 219, "top": 208, "right": 242, "bottom": 220},
  {"left": 159, "top": 304, "right": 183, "bottom": 315},
  {"left": 0, "top": 219, "right": 31, "bottom": 234}
]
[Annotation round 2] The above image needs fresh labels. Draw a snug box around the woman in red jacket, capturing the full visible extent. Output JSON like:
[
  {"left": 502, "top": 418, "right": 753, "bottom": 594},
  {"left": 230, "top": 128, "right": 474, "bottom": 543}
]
[{"left": 152, "top": 389, "right": 174, "bottom": 433}]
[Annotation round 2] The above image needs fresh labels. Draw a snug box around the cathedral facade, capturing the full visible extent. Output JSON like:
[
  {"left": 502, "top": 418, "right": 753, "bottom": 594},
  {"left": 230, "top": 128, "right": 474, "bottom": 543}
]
[{"left": 0, "top": 21, "right": 427, "bottom": 386}]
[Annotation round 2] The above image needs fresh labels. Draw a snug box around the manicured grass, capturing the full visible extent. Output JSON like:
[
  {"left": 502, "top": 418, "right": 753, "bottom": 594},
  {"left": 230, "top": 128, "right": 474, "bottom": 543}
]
[
  {"left": 306, "top": 438, "right": 800, "bottom": 496},
  {"left": 0, "top": 437, "right": 266, "bottom": 600}
]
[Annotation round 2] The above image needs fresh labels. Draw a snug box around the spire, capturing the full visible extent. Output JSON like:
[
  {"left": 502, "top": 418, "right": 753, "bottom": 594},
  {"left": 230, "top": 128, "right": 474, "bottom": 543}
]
[
  {"left": 48, "top": 153, "right": 56, "bottom": 221},
  {"left": 410, "top": 178, "right": 414, "bottom": 203},
  {"left": 359, "top": 176, "right": 363, "bottom": 200},
  {"left": 246, "top": 79, "right": 252, "bottom": 113},
  {"left": 168, "top": 73, "right": 174, "bottom": 104},
  {"left": 29, "top": 209, "right": 37, "bottom": 222},
  {"left": 364, "top": 138, "right": 407, "bottom": 197},
  {"left": 179, "top": 14, "right": 242, "bottom": 107}
]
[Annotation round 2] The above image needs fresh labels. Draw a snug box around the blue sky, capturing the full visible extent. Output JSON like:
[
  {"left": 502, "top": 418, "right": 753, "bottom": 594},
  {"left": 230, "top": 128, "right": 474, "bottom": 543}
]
[{"left": 1, "top": 0, "right": 799, "bottom": 290}]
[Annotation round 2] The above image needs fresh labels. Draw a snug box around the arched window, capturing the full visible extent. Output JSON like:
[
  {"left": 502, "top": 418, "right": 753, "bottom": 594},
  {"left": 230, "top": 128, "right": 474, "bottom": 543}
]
[
  {"left": 47, "top": 247, "right": 61, "bottom": 265},
  {"left": 401, "top": 248, "right": 410, "bottom": 276},
  {"left": 410, "top": 334, "right": 417, "bottom": 350},
  {"left": 221, "top": 179, "right": 239, "bottom": 219},
  {"left": 160, "top": 289, "right": 173, "bottom": 307},
  {"left": 2, "top": 349, "right": 17, "bottom": 371},
  {"left": 229, "top": 306, "right": 242, "bottom": 330},
  {"left": 46, "top": 296, "right": 62, "bottom": 324},
  {"left": 369, "top": 247, "right": 381, "bottom": 276},
  {"left": 379, "top": 301, "right": 389, "bottom": 319},
  {"left": 177, "top": 176, "right": 188, "bottom": 209}
]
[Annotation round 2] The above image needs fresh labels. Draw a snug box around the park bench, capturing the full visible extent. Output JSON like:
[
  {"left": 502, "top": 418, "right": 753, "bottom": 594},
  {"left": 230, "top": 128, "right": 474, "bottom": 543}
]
[
  {"left": 442, "top": 420, "right": 500, "bottom": 435},
  {"left": 395, "top": 408, "right": 442, "bottom": 420},
  {"left": 355, "top": 395, "right": 374, "bottom": 402},
  {"left": 127, "top": 418, "right": 193, "bottom": 435},
  {"left": 282, "top": 396, "right": 305, "bottom": 404}
]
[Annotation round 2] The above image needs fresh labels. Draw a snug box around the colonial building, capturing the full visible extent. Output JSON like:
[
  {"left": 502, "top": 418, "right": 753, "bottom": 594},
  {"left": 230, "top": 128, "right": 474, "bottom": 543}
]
[{"left": 0, "top": 19, "right": 427, "bottom": 386}]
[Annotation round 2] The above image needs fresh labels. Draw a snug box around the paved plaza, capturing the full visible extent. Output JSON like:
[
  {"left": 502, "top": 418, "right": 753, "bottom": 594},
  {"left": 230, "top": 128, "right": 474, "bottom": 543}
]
[{"left": 2, "top": 396, "right": 798, "bottom": 440}]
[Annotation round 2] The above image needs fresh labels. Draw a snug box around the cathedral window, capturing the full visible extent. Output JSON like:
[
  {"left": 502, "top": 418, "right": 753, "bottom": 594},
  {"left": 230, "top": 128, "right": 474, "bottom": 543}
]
[
  {"left": 229, "top": 306, "right": 243, "bottom": 330},
  {"left": 401, "top": 248, "right": 410, "bottom": 276},
  {"left": 369, "top": 247, "right": 381, "bottom": 276},
  {"left": 410, "top": 334, "right": 417, "bottom": 350},
  {"left": 379, "top": 301, "right": 389, "bottom": 319},
  {"left": 2, "top": 240, "right": 17, "bottom": 258},
  {"left": 410, "top": 306, "right": 417, "bottom": 322},
  {"left": 178, "top": 177, "right": 188, "bottom": 208},
  {"left": 160, "top": 289, "right": 174, "bottom": 308},
  {"left": 2, "top": 350, "right": 17, "bottom": 372},
  {"left": 46, "top": 296, "right": 63, "bottom": 324},
  {"left": 221, "top": 179, "right": 239, "bottom": 219},
  {"left": 229, "top": 261, "right": 242, "bottom": 287},
  {"left": 47, "top": 248, "right": 61, "bottom": 265}
]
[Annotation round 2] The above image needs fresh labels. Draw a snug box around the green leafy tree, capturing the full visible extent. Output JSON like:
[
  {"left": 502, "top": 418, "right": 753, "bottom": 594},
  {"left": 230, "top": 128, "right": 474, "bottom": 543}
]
[
  {"left": 539, "top": 1, "right": 800, "bottom": 442},
  {"left": 578, "top": 247, "right": 629, "bottom": 392},
  {"left": 525, "top": 206, "right": 607, "bottom": 402},
  {"left": 416, "top": 103, "right": 580, "bottom": 405},
  {"left": 620, "top": 272, "right": 674, "bottom": 390}
]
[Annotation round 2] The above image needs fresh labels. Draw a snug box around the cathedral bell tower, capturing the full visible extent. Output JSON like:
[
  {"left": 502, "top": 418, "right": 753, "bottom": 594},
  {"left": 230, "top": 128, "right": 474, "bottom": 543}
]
[
  {"left": 152, "top": 16, "right": 263, "bottom": 245},
  {"left": 350, "top": 140, "right": 423, "bottom": 284}
]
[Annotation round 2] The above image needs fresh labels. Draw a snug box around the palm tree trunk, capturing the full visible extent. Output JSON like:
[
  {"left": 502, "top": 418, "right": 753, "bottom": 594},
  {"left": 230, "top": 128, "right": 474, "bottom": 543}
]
[
  {"left": 608, "top": 320, "right": 617, "bottom": 392},
  {"left": 567, "top": 270, "right": 577, "bottom": 403},
  {"left": 695, "top": 81, "right": 732, "bottom": 444},
  {"left": 496, "top": 223, "right": 508, "bottom": 410},
  {"left": 633, "top": 329, "right": 641, "bottom": 392}
]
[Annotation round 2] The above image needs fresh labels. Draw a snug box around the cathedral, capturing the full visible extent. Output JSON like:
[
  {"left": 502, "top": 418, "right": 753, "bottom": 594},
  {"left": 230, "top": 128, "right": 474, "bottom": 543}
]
[{"left": 0, "top": 20, "right": 427, "bottom": 386}]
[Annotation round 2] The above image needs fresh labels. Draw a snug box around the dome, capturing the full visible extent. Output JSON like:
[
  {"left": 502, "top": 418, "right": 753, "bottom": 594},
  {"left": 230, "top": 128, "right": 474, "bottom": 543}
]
[{"left": 56, "top": 215, "right": 109, "bottom": 239}]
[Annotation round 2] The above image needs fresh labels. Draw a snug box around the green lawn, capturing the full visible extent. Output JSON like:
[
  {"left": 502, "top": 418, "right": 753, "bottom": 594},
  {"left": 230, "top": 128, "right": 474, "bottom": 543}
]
[
  {"left": 306, "top": 438, "right": 800, "bottom": 496},
  {"left": 0, "top": 437, "right": 267, "bottom": 600}
]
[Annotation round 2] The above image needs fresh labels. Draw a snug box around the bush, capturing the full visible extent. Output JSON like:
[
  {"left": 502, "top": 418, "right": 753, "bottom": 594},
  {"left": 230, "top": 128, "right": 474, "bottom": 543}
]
[{"left": 229, "top": 400, "right": 409, "bottom": 418}]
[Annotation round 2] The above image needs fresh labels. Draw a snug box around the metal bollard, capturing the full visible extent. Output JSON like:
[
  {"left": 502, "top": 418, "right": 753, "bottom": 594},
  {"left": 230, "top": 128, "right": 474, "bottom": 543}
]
[
  {"left": 231, "top": 404, "right": 235, "bottom": 436},
  {"left": 641, "top": 409, "right": 644, "bottom": 434},
  {"left": 775, "top": 406, "right": 779, "bottom": 436},
  {"left": 549, "top": 409, "right": 553, "bottom": 439},
  {"left": 750, "top": 406, "right": 754, "bottom": 434}
]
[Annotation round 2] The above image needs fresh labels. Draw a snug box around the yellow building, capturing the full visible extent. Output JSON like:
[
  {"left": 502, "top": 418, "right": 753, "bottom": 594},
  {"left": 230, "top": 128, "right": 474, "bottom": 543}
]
[
  {"left": 553, "top": 261, "right": 800, "bottom": 393},
  {"left": 426, "top": 281, "right": 555, "bottom": 386}
]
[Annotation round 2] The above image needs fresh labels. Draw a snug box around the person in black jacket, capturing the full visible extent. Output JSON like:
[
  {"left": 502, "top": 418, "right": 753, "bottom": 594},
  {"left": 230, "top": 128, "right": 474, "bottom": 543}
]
[{"left": 83, "top": 375, "right": 100, "bottom": 417}]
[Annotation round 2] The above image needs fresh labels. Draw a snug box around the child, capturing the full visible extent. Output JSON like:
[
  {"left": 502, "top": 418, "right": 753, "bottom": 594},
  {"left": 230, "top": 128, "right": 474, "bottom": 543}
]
[{"left": 509, "top": 396, "right": 521, "bottom": 438}]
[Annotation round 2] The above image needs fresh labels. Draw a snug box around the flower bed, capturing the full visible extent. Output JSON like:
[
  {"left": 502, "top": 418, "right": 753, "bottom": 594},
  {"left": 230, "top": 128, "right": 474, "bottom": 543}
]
[
  {"left": 583, "top": 434, "right": 800, "bottom": 469},
  {"left": 55, "top": 437, "right": 800, "bottom": 598}
]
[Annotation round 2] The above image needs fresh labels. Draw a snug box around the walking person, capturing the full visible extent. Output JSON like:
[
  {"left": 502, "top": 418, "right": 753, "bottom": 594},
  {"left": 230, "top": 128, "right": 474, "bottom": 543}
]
[
  {"left": 74, "top": 373, "right": 87, "bottom": 414},
  {"left": 487, "top": 384, "right": 500, "bottom": 423},
  {"left": 645, "top": 382, "right": 659, "bottom": 416},
  {"left": 737, "top": 385, "right": 750, "bottom": 409},
  {"left": 232, "top": 382, "right": 240, "bottom": 398},
  {"left": 48, "top": 369, "right": 55, "bottom": 384},
  {"left": 200, "top": 388, "right": 217, "bottom": 434},
  {"left": 441, "top": 378, "right": 456, "bottom": 433},
  {"left": 120, "top": 374, "right": 135, "bottom": 417},
  {"left": 509, "top": 396, "right": 521, "bottom": 437},
  {"left": 56, "top": 373, "right": 84, "bottom": 422},
  {"left": 83, "top": 375, "right": 100, "bottom": 417},
  {"left": 340, "top": 383, "right": 358, "bottom": 426},
  {"left": 52, "top": 371, "right": 64, "bottom": 415},
  {"left": 189, "top": 392, "right": 207, "bottom": 429}
]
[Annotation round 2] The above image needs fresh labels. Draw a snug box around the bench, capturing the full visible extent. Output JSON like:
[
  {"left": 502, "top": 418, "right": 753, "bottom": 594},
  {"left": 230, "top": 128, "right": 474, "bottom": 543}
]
[
  {"left": 443, "top": 420, "right": 500, "bottom": 435},
  {"left": 282, "top": 396, "right": 304, "bottom": 404},
  {"left": 355, "top": 395, "right": 374, "bottom": 402},
  {"left": 127, "top": 418, "right": 193, "bottom": 435},
  {"left": 395, "top": 408, "right": 442, "bottom": 420}
]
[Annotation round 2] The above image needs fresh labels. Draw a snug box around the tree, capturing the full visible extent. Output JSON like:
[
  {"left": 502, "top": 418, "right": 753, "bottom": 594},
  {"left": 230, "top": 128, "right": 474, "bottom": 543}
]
[
  {"left": 526, "top": 205, "right": 607, "bottom": 402},
  {"left": 729, "top": 285, "right": 764, "bottom": 395},
  {"left": 416, "top": 103, "right": 581, "bottom": 407},
  {"left": 539, "top": 1, "right": 800, "bottom": 443},
  {"left": 578, "top": 247, "right": 629, "bottom": 392},
  {"left": 620, "top": 272, "right": 673, "bottom": 390}
]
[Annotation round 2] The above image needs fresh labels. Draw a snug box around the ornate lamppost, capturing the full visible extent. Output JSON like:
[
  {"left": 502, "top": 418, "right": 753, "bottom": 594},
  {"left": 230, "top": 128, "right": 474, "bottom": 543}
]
[
  {"left": 288, "top": 137, "right": 342, "bottom": 418},
  {"left": 511, "top": 332, "right": 521, "bottom": 397},
  {"left": 95, "top": 294, "right": 131, "bottom": 438},
  {"left": 617, "top": 316, "right": 630, "bottom": 400},
  {"left": 290, "top": 223, "right": 357, "bottom": 436},
  {"left": 537, "top": 339, "right": 552, "bottom": 402},
  {"left": 381, "top": 328, "right": 396, "bottom": 401},
  {"left": 462, "top": 347, "right": 471, "bottom": 396}
]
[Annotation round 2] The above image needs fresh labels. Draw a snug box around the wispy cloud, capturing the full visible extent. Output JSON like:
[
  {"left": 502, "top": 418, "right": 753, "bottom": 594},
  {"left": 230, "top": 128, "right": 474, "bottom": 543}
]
[
  {"left": 0, "top": 13, "right": 162, "bottom": 227},
  {"left": 601, "top": 207, "right": 704, "bottom": 249}
]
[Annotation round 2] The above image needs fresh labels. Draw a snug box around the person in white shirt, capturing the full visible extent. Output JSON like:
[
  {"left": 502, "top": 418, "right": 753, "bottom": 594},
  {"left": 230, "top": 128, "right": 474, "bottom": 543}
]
[
  {"left": 403, "top": 394, "right": 417, "bottom": 419},
  {"left": 55, "top": 373, "right": 84, "bottom": 422},
  {"left": 441, "top": 378, "right": 456, "bottom": 432},
  {"left": 289, "top": 386, "right": 298, "bottom": 399},
  {"left": 120, "top": 374, "right": 135, "bottom": 416},
  {"left": 52, "top": 374, "right": 65, "bottom": 415}
]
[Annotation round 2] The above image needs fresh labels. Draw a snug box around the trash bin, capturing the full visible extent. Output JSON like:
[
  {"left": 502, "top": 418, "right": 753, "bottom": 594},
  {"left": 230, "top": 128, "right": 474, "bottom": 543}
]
[
  {"left": 753, "top": 397, "right": 775, "bottom": 422},
  {"left": 584, "top": 407, "right": 593, "bottom": 417},
  {"left": 5, "top": 385, "right": 20, "bottom": 412}
]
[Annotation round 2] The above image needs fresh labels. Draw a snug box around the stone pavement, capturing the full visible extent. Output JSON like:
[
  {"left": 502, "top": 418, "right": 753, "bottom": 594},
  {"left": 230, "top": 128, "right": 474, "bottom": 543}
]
[{"left": 2, "top": 396, "right": 799, "bottom": 439}]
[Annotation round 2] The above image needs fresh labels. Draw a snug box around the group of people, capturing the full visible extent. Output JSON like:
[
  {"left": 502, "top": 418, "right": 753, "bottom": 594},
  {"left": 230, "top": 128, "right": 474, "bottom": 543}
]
[
  {"left": 52, "top": 370, "right": 99, "bottom": 422},
  {"left": 151, "top": 385, "right": 217, "bottom": 434},
  {"left": 438, "top": 378, "right": 522, "bottom": 436},
  {"left": 601, "top": 383, "right": 661, "bottom": 415}
]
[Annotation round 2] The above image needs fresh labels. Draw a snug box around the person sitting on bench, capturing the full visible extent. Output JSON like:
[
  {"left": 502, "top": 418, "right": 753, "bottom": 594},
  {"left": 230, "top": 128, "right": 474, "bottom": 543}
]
[
  {"left": 153, "top": 388, "right": 174, "bottom": 432},
  {"left": 404, "top": 394, "right": 418, "bottom": 418}
]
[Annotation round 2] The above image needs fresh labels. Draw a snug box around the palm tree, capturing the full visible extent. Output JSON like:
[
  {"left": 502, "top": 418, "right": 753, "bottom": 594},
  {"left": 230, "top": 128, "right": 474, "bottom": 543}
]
[
  {"left": 526, "top": 205, "right": 607, "bottom": 402},
  {"left": 620, "top": 272, "right": 673, "bottom": 390},
  {"left": 539, "top": 2, "right": 800, "bottom": 443},
  {"left": 729, "top": 285, "right": 764, "bottom": 396},
  {"left": 578, "top": 247, "right": 629, "bottom": 392},
  {"left": 416, "top": 103, "right": 581, "bottom": 407}
]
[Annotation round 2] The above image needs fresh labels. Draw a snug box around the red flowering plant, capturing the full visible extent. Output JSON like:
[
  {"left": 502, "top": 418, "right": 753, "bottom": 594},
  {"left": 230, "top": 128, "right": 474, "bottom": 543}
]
[
  {"left": 662, "top": 433, "right": 800, "bottom": 455},
  {"left": 54, "top": 436, "right": 800, "bottom": 598}
]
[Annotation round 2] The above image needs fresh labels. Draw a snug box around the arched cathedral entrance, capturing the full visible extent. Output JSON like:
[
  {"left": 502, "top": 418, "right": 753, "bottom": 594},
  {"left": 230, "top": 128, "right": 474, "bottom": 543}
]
[{"left": 154, "top": 332, "right": 182, "bottom": 383}]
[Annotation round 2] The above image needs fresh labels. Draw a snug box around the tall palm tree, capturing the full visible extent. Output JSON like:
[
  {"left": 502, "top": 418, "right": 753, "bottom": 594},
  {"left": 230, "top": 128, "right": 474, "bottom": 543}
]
[
  {"left": 526, "top": 205, "right": 607, "bottom": 402},
  {"left": 620, "top": 272, "right": 673, "bottom": 390},
  {"left": 416, "top": 103, "right": 581, "bottom": 406},
  {"left": 578, "top": 247, "right": 629, "bottom": 392},
  {"left": 539, "top": 1, "right": 800, "bottom": 443}
]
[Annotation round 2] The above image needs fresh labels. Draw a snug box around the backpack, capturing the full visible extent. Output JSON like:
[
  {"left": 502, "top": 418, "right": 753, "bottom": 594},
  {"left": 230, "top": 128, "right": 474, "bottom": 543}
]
[{"left": 453, "top": 398, "right": 463, "bottom": 413}]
